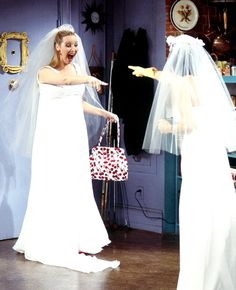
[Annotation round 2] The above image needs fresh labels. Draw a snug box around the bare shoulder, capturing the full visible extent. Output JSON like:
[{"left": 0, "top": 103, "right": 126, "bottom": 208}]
[
  {"left": 38, "top": 66, "right": 58, "bottom": 83},
  {"left": 38, "top": 66, "right": 56, "bottom": 76}
]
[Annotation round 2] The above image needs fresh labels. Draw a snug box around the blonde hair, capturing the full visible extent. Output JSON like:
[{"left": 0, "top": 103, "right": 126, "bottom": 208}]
[{"left": 49, "top": 30, "right": 75, "bottom": 68}]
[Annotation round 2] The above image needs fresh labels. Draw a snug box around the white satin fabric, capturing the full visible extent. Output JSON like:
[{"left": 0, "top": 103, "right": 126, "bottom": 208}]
[
  {"left": 177, "top": 108, "right": 236, "bottom": 290},
  {"left": 13, "top": 76, "right": 119, "bottom": 272}
]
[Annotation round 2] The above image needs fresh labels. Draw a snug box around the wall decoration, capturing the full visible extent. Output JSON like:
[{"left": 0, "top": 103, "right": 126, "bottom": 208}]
[
  {"left": 0, "top": 32, "right": 29, "bottom": 74},
  {"left": 8, "top": 79, "right": 19, "bottom": 91},
  {"left": 81, "top": 1, "right": 105, "bottom": 34},
  {"left": 170, "top": 0, "right": 199, "bottom": 31}
]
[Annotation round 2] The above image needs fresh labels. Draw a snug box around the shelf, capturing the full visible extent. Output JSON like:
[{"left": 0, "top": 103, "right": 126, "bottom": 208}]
[{"left": 223, "top": 76, "right": 236, "bottom": 83}]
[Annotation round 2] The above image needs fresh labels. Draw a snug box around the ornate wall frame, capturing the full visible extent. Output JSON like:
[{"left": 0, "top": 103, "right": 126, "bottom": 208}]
[{"left": 0, "top": 32, "right": 29, "bottom": 74}]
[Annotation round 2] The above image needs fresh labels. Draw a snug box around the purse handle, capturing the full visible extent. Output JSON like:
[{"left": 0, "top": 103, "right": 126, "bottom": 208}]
[{"left": 97, "top": 121, "right": 120, "bottom": 147}]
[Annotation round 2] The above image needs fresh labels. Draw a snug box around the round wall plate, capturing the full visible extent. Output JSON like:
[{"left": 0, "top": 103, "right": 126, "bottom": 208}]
[{"left": 170, "top": 0, "right": 199, "bottom": 31}]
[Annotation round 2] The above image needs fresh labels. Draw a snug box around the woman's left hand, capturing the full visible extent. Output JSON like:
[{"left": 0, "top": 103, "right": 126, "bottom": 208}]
[{"left": 103, "top": 111, "right": 119, "bottom": 123}]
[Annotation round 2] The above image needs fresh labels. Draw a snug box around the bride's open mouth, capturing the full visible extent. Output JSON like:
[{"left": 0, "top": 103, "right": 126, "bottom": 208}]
[{"left": 67, "top": 53, "right": 75, "bottom": 61}]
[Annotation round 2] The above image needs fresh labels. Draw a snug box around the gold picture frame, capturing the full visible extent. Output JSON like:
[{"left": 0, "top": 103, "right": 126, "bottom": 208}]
[{"left": 0, "top": 32, "right": 29, "bottom": 74}]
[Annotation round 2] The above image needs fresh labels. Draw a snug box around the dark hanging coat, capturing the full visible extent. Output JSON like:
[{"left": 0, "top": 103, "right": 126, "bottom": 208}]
[{"left": 111, "top": 28, "right": 154, "bottom": 155}]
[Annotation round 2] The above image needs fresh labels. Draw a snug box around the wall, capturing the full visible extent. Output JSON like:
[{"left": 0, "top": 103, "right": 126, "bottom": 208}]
[{"left": 72, "top": 0, "right": 106, "bottom": 76}]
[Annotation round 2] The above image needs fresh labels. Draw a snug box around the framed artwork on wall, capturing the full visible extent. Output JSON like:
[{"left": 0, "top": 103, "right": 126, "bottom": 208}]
[
  {"left": 0, "top": 32, "right": 29, "bottom": 74},
  {"left": 170, "top": 0, "right": 199, "bottom": 31}
]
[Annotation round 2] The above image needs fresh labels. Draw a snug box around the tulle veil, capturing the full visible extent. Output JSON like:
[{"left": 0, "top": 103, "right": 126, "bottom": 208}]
[
  {"left": 142, "top": 34, "right": 236, "bottom": 156},
  {"left": 0, "top": 24, "right": 105, "bottom": 205}
]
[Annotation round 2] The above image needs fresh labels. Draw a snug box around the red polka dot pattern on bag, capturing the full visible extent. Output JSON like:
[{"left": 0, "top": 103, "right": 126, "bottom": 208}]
[
  {"left": 89, "top": 121, "right": 128, "bottom": 181},
  {"left": 89, "top": 146, "right": 128, "bottom": 181}
]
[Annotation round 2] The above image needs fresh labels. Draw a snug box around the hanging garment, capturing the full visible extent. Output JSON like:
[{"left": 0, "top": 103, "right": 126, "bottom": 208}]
[{"left": 112, "top": 28, "right": 154, "bottom": 155}]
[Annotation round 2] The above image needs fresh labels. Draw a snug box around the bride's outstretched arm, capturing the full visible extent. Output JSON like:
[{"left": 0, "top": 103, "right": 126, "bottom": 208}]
[
  {"left": 128, "top": 65, "right": 161, "bottom": 80},
  {"left": 38, "top": 66, "right": 108, "bottom": 91}
]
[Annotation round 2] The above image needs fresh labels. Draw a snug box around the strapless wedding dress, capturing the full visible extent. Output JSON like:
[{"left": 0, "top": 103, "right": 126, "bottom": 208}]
[
  {"left": 177, "top": 108, "right": 236, "bottom": 289},
  {"left": 13, "top": 80, "right": 119, "bottom": 272}
]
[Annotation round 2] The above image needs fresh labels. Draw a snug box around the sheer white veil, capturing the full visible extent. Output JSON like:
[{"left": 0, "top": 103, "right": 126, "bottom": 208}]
[
  {"left": 0, "top": 24, "right": 104, "bottom": 205},
  {"left": 142, "top": 34, "right": 236, "bottom": 155}
]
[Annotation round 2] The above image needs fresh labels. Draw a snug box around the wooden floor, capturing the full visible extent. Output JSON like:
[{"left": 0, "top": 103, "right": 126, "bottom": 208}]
[{"left": 0, "top": 228, "right": 179, "bottom": 290}]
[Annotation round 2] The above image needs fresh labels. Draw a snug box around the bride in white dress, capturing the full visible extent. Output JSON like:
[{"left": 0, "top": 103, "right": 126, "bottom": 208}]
[
  {"left": 129, "top": 35, "right": 236, "bottom": 289},
  {"left": 0, "top": 25, "right": 120, "bottom": 272}
]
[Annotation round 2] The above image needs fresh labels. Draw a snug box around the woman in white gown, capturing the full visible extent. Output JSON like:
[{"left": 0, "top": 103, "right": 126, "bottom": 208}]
[
  {"left": 129, "top": 35, "right": 236, "bottom": 289},
  {"left": 0, "top": 25, "right": 120, "bottom": 272}
]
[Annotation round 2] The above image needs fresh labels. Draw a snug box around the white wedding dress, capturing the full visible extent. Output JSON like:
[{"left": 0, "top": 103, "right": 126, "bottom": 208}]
[
  {"left": 177, "top": 108, "right": 236, "bottom": 290},
  {"left": 13, "top": 70, "right": 120, "bottom": 272}
]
